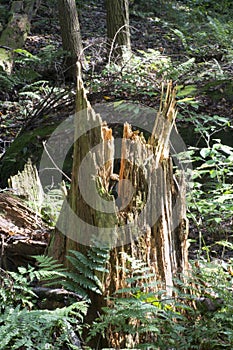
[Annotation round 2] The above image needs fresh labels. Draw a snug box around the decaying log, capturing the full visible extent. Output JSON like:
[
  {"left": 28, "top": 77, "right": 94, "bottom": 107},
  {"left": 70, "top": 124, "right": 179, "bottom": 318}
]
[
  {"left": 32, "top": 287, "right": 82, "bottom": 309},
  {"left": 0, "top": 192, "right": 50, "bottom": 271}
]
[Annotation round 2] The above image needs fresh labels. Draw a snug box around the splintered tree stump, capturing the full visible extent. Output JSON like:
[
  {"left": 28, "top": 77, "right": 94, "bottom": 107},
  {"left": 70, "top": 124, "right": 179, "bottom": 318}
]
[
  {"left": 9, "top": 158, "right": 44, "bottom": 205},
  {"left": 48, "top": 63, "right": 189, "bottom": 348}
]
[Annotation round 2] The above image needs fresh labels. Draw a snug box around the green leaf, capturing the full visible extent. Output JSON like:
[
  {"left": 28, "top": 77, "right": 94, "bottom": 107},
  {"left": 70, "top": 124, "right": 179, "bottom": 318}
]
[
  {"left": 13, "top": 49, "right": 40, "bottom": 61},
  {"left": 200, "top": 148, "right": 211, "bottom": 158},
  {"left": 210, "top": 169, "right": 217, "bottom": 178},
  {"left": 213, "top": 217, "right": 222, "bottom": 223}
]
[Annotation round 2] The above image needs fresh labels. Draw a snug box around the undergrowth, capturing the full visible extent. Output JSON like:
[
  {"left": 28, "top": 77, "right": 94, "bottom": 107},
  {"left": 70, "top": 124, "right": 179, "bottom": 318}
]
[
  {"left": 175, "top": 111, "right": 233, "bottom": 260},
  {"left": 0, "top": 255, "right": 88, "bottom": 350},
  {"left": 0, "top": 247, "right": 109, "bottom": 349},
  {"left": 0, "top": 248, "right": 233, "bottom": 349},
  {"left": 88, "top": 253, "right": 233, "bottom": 349}
]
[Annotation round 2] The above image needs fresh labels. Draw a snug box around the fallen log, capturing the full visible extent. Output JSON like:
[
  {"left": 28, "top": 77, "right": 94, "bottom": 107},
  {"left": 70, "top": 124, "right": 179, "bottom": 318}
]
[{"left": 0, "top": 191, "right": 50, "bottom": 271}]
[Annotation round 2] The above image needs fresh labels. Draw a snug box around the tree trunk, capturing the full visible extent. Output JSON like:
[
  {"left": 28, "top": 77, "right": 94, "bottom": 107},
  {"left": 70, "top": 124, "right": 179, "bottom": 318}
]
[
  {"left": 0, "top": 0, "right": 40, "bottom": 72},
  {"left": 58, "top": 0, "right": 86, "bottom": 79},
  {"left": 105, "top": 0, "right": 131, "bottom": 62},
  {"left": 47, "top": 64, "right": 188, "bottom": 347}
]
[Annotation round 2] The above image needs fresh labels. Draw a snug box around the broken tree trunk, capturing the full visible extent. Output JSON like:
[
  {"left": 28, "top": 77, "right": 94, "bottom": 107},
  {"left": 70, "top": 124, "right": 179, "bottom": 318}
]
[
  {"left": 9, "top": 158, "right": 44, "bottom": 206},
  {"left": 47, "top": 63, "right": 189, "bottom": 347}
]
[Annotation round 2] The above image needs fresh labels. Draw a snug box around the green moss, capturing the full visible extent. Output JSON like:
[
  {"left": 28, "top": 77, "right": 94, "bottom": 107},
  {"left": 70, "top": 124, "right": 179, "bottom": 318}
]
[
  {"left": 0, "top": 14, "right": 30, "bottom": 49},
  {"left": 201, "top": 79, "right": 233, "bottom": 103}
]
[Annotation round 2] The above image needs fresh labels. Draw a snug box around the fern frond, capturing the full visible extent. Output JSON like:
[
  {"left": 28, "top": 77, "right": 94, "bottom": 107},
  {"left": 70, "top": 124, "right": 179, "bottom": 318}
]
[
  {"left": 64, "top": 271, "right": 102, "bottom": 295},
  {"left": 87, "top": 246, "right": 110, "bottom": 261},
  {"left": 66, "top": 256, "right": 102, "bottom": 289},
  {"left": 61, "top": 280, "right": 89, "bottom": 300},
  {"left": 68, "top": 250, "right": 97, "bottom": 269},
  {"left": 18, "top": 91, "right": 42, "bottom": 100},
  {"left": 29, "top": 255, "right": 68, "bottom": 286},
  {"left": 93, "top": 265, "right": 109, "bottom": 273},
  {"left": 66, "top": 255, "right": 94, "bottom": 277},
  {"left": 0, "top": 302, "right": 87, "bottom": 349},
  {"left": 63, "top": 247, "right": 110, "bottom": 298},
  {"left": 33, "top": 255, "right": 66, "bottom": 272},
  {"left": 35, "top": 269, "right": 66, "bottom": 280}
]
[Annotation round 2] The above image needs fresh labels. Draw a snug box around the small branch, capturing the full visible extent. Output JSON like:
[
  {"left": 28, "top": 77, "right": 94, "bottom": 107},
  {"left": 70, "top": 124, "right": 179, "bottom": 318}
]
[
  {"left": 108, "top": 24, "right": 130, "bottom": 67},
  {"left": 42, "top": 141, "right": 71, "bottom": 182}
]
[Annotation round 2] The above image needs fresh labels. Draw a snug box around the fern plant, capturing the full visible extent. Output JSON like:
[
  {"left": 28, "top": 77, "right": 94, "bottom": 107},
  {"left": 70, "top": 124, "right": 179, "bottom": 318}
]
[
  {"left": 31, "top": 254, "right": 68, "bottom": 288},
  {"left": 0, "top": 255, "right": 88, "bottom": 350},
  {"left": 0, "top": 302, "right": 87, "bottom": 350},
  {"left": 62, "top": 247, "right": 110, "bottom": 300},
  {"left": 88, "top": 254, "right": 233, "bottom": 349}
]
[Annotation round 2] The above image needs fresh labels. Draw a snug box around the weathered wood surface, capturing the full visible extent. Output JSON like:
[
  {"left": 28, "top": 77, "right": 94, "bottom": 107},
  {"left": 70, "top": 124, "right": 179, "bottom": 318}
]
[
  {"left": 0, "top": 192, "right": 50, "bottom": 271},
  {"left": 9, "top": 158, "right": 44, "bottom": 204}
]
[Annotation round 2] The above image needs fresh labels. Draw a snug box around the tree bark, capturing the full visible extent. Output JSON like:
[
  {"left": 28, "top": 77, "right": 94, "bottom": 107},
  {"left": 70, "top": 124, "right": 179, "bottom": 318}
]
[
  {"left": 58, "top": 0, "right": 86, "bottom": 79},
  {"left": 0, "top": 0, "right": 41, "bottom": 72},
  {"left": 105, "top": 0, "right": 131, "bottom": 61}
]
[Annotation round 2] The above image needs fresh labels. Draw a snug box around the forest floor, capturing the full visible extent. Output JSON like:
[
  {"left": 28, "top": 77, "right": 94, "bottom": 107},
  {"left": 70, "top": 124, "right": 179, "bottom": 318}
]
[{"left": 0, "top": 0, "right": 232, "bottom": 261}]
